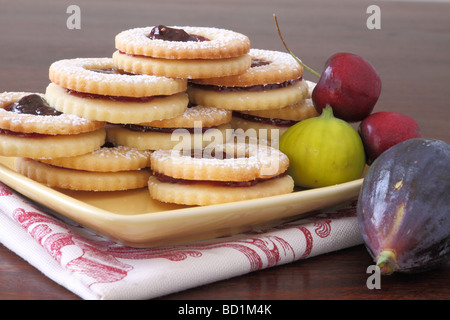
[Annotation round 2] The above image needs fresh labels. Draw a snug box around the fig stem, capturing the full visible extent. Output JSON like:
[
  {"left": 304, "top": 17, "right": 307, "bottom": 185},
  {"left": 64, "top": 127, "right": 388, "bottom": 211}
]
[
  {"left": 321, "top": 105, "right": 335, "bottom": 119},
  {"left": 376, "top": 250, "right": 398, "bottom": 275},
  {"left": 273, "top": 14, "right": 321, "bottom": 78}
]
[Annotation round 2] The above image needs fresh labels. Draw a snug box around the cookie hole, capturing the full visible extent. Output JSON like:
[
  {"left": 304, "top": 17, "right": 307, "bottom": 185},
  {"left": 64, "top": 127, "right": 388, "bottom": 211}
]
[
  {"left": 251, "top": 58, "right": 271, "bottom": 68},
  {"left": 89, "top": 68, "right": 136, "bottom": 76}
]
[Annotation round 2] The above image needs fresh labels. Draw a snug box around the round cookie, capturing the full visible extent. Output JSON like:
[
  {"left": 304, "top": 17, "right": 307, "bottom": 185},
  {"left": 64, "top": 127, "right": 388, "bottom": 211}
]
[
  {"left": 113, "top": 50, "right": 252, "bottom": 80},
  {"left": 0, "top": 92, "right": 105, "bottom": 135},
  {"left": 46, "top": 58, "right": 189, "bottom": 124},
  {"left": 38, "top": 144, "right": 152, "bottom": 172},
  {"left": 148, "top": 174, "right": 294, "bottom": 206},
  {"left": 45, "top": 83, "right": 188, "bottom": 124},
  {"left": 148, "top": 142, "right": 294, "bottom": 205},
  {"left": 49, "top": 57, "right": 187, "bottom": 97},
  {"left": 15, "top": 157, "right": 151, "bottom": 191},
  {"left": 106, "top": 105, "right": 233, "bottom": 151},
  {"left": 187, "top": 49, "right": 308, "bottom": 110},
  {"left": 0, "top": 128, "right": 106, "bottom": 159},
  {"left": 114, "top": 25, "right": 252, "bottom": 79},
  {"left": 0, "top": 92, "right": 106, "bottom": 159},
  {"left": 115, "top": 25, "right": 251, "bottom": 59}
]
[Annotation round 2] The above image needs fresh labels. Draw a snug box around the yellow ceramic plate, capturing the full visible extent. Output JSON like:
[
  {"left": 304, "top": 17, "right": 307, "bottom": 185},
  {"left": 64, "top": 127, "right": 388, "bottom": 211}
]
[{"left": 0, "top": 156, "right": 363, "bottom": 247}]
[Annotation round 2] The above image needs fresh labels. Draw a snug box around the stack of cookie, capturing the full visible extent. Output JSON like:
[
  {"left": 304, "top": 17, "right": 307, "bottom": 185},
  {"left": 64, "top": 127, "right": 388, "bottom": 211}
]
[
  {"left": 108, "top": 25, "right": 252, "bottom": 151},
  {"left": 2, "top": 24, "right": 321, "bottom": 203},
  {"left": 0, "top": 91, "right": 153, "bottom": 191}
]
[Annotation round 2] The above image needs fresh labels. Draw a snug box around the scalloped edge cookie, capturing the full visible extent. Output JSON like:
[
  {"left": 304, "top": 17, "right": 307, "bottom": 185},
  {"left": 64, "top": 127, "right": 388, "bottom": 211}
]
[
  {"left": 106, "top": 123, "right": 232, "bottom": 151},
  {"left": 38, "top": 145, "right": 151, "bottom": 172},
  {"left": 45, "top": 83, "right": 188, "bottom": 124},
  {"left": 113, "top": 50, "right": 252, "bottom": 79},
  {"left": 148, "top": 173, "right": 294, "bottom": 206},
  {"left": 191, "top": 48, "right": 303, "bottom": 87},
  {"left": 138, "top": 104, "right": 232, "bottom": 128},
  {"left": 49, "top": 57, "right": 187, "bottom": 97},
  {"left": 0, "top": 92, "right": 105, "bottom": 135},
  {"left": 150, "top": 142, "right": 290, "bottom": 182},
  {"left": 115, "top": 26, "right": 250, "bottom": 59},
  {"left": 0, "top": 127, "right": 106, "bottom": 159},
  {"left": 187, "top": 80, "right": 309, "bottom": 111},
  {"left": 15, "top": 157, "right": 151, "bottom": 191}
]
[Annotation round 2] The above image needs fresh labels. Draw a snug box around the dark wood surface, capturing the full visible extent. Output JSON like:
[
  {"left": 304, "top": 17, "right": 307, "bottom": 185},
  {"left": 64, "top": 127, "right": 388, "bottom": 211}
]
[{"left": 0, "top": 0, "right": 449, "bottom": 300}]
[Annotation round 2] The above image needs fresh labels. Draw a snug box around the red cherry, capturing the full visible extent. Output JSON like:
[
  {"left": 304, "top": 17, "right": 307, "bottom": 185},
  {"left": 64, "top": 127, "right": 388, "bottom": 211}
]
[
  {"left": 312, "top": 52, "right": 382, "bottom": 122},
  {"left": 358, "top": 111, "right": 421, "bottom": 164}
]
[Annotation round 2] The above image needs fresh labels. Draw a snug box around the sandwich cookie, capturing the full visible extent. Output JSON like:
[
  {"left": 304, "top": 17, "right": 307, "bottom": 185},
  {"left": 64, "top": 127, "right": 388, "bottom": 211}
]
[
  {"left": 187, "top": 49, "right": 309, "bottom": 111},
  {"left": 113, "top": 25, "right": 252, "bottom": 79},
  {"left": 106, "top": 104, "right": 233, "bottom": 151},
  {"left": 45, "top": 57, "right": 188, "bottom": 124},
  {"left": 148, "top": 142, "right": 294, "bottom": 205},
  {"left": 0, "top": 92, "right": 105, "bottom": 159},
  {"left": 16, "top": 144, "right": 152, "bottom": 191}
]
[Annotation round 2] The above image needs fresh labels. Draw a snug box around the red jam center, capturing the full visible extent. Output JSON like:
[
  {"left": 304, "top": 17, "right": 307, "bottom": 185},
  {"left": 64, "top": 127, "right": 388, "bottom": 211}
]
[
  {"left": 5, "top": 94, "right": 62, "bottom": 116},
  {"left": 66, "top": 89, "right": 157, "bottom": 103},
  {"left": 121, "top": 123, "right": 214, "bottom": 134},
  {"left": 154, "top": 172, "right": 286, "bottom": 187},
  {"left": 148, "top": 25, "right": 209, "bottom": 42},
  {"left": 189, "top": 77, "right": 302, "bottom": 93},
  {"left": 233, "top": 111, "right": 298, "bottom": 127},
  {"left": 0, "top": 128, "right": 47, "bottom": 139}
]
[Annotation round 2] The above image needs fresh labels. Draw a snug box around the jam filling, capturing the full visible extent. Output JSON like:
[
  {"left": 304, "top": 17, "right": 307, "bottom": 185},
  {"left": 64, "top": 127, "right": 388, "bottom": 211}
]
[
  {"left": 1, "top": 94, "right": 62, "bottom": 138},
  {"left": 251, "top": 59, "right": 271, "bottom": 68},
  {"left": 154, "top": 171, "right": 286, "bottom": 187},
  {"left": 189, "top": 77, "right": 302, "bottom": 93},
  {"left": 91, "top": 68, "right": 136, "bottom": 76},
  {"left": 66, "top": 89, "right": 157, "bottom": 103},
  {"left": 0, "top": 128, "right": 47, "bottom": 139},
  {"left": 148, "top": 25, "right": 209, "bottom": 42},
  {"left": 5, "top": 94, "right": 62, "bottom": 116},
  {"left": 233, "top": 111, "right": 297, "bottom": 127},
  {"left": 121, "top": 123, "right": 215, "bottom": 134}
]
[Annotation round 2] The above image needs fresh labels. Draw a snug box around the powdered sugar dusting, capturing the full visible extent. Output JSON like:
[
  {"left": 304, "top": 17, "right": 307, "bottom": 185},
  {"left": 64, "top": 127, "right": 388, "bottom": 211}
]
[
  {"left": 92, "top": 145, "right": 151, "bottom": 161},
  {"left": 0, "top": 108, "right": 94, "bottom": 126},
  {"left": 50, "top": 58, "right": 182, "bottom": 86},
  {"left": 182, "top": 105, "right": 230, "bottom": 120},
  {"left": 151, "top": 142, "right": 287, "bottom": 177},
  {"left": 116, "top": 26, "right": 250, "bottom": 58},
  {"left": 0, "top": 92, "right": 95, "bottom": 125},
  {"left": 249, "top": 49, "right": 301, "bottom": 74}
]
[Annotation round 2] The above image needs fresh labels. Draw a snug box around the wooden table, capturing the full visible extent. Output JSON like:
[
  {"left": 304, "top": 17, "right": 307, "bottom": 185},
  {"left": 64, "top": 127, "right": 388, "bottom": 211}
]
[{"left": 0, "top": 0, "right": 449, "bottom": 300}]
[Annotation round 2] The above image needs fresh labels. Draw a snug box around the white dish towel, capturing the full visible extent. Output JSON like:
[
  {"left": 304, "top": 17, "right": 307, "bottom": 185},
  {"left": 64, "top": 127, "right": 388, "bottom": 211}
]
[{"left": 0, "top": 182, "right": 364, "bottom": 300}]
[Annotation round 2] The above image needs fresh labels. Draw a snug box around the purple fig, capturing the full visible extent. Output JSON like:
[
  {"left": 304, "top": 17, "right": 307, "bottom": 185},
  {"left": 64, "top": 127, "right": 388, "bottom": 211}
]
[{"left": 357, "top": 138, "right": 450, "bottom": 275}]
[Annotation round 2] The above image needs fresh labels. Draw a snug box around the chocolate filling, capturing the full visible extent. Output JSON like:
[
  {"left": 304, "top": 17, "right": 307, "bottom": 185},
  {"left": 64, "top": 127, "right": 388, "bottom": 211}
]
[
  {"left": 233, "top": 111, "right": 297, "bottom": 127},
  {"left": 148, "top": 25, "right": 209, "bottom": 42},
  {"left": 188, "top": 77, "right": 302, "bottom": 93},
  {"left": 66, "top": 89, "right": 158, "bottom": 103},
  {"left": 5, "top": 94, "right": 62, "bottom": 116},
  {"left": 154, "top": 171, "right": 287, "bottom": 187}
]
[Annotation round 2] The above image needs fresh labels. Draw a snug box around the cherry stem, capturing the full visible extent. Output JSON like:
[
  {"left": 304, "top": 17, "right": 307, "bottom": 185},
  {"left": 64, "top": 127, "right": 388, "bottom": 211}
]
[{"left": 273, "top": 14, "right": 321, "bottom": 78}]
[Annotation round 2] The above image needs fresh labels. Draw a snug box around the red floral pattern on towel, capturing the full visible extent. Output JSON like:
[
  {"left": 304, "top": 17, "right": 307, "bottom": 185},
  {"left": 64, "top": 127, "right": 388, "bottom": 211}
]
[{"left": 0, "top": 183, "right": 357, "bottom": 287}]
